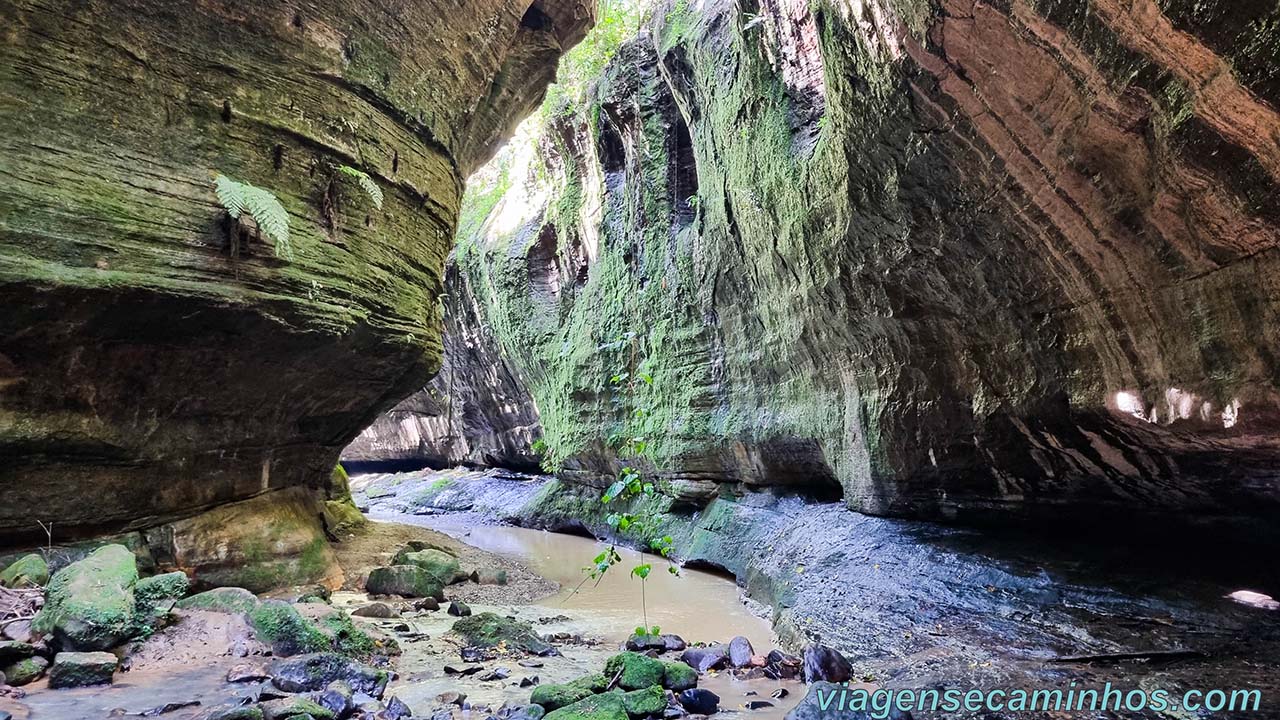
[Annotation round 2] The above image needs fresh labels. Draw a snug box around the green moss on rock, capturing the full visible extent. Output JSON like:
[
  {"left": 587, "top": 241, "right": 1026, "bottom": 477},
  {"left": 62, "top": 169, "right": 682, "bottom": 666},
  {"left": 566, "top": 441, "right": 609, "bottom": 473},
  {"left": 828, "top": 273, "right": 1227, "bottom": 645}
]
[
  {"left": 365, "top": 565, "right": 445, "bottom": 599},
  {"left": 0, "top": 553, "right": 48, "bottom": 588},
  {"left": 249, "top": 600, "right": 331, "bottom": 657},
  {"left": 544, "top": 691, "right": 628, "bottom": 720},
  {"left": 175, "top": 587, "right": 260, "bottom": 614},
  {"left": 621, "top": 686, "right": 666, "bottom": 717},
  {"left": 604, "top": 652, "right": 665, "bottom": 691},
  {"left": 389, "top": 548, "right": 463, "bottom": 584},
  {"left": 33, "top": 544, "right": 138, "bottom": 650},
  {"left": 661, "top": 661, "right": 696, "bottom": 691},
  {"left": 2, "top": 656, "right": 49, "bottom": 686},
  {"left": 531, "top": 673, "right": 608, "bottom": 710},
  {"left": 48, "top": 651, "right": 118, "bottom": 688},
  {"left": 451, "top": 611, "right": 553, "bottom": 655}
]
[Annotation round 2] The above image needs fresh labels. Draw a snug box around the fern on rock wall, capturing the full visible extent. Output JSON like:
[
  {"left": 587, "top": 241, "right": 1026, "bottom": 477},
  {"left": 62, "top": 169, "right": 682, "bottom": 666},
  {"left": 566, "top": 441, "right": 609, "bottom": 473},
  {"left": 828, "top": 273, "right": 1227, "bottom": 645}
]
[
  {"left": 214, "top": 174, "right": 293, "bottom": 260},
  {"left": 336, "top": 165, "right": 384, "bottom": 209}
]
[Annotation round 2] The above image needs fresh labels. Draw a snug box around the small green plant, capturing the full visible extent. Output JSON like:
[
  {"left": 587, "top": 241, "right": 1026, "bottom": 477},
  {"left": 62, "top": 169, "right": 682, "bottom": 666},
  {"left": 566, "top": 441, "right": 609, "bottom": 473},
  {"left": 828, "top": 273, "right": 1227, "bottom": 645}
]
[
  {"left": 214, "top": 174, "right": 292, "bottom": 260},
  {"left": 336, "top": 165, "right": 384, "bottom": 209}
]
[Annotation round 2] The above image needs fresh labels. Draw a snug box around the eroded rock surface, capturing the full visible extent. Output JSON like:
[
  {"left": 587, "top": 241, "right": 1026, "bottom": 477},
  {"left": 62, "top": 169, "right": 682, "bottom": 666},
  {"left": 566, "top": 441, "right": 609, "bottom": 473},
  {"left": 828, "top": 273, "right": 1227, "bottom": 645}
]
[
  {"left": 360, "top": 0, "right": 1280, "bottom": 538},
  {"left": 0, "top": 0, "right": 593, "bottom": 548}
]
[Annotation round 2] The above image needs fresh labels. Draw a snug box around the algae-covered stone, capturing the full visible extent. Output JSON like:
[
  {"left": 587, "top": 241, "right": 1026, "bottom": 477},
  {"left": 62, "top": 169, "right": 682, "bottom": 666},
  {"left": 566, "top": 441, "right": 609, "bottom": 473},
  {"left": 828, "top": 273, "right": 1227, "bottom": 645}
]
[
  {"left": 365, "top": 566, "right": 444, "bottom": 599},
  {"left": 0, "top": 641, "right": 37, "bottom": 664},
  {"left": 175, "top": 587, "right": 260, "bottom": 614},
  {"left": 531, "top": 673, "right": 609, "bottom": 710},
  {"left": 33, "top": 544, "right": 138, "bottom": 650},
  {"left": 622, "top": 686, "right": 667, "bottom": 718},
  {"left": 48, "top": 651, "right": 117, "bottom": 688},
  {"left": 604, "top": 652, "right": 665, "bottom": 691},
  {"left": 661, "top": 661, "right": 697, "bottom": 691},
  {"left": 259, "top": 695, "right": 337, "bottom": 720},
  {"left": 249, "top": 600, "right": 330, "bottom": 657},
  {"left": 268, "top": 652, "right": 389, "bottom": 697},
  {"left": 2, "top": 655, "right": 48, "bottom": 686},
  {"left": 389, "top": 548, "right": 463, "bottom": 585},
  {"left": 451, "top": 611, "right": 553, "bottom": 655},
  {"left": 0, "top": 554, "right": 48, "bottom": 588},
  {"left": 134, "top": 571, "right": 190, "bottom": 629},
  {"left": 544, "top": 691, "right": 628, "bottom": 720},
  {"left": 202, "top": 705, "right": 266, "bottom": 720}
]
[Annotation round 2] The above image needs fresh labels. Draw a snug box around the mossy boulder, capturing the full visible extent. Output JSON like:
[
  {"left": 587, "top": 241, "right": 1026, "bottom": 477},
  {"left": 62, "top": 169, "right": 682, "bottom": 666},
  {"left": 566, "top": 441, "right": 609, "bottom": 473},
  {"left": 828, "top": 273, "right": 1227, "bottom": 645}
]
[
  {"left": 0, "top": 641, "right": 37, "bottom": 664},
  {"left": 365, "top": 565, "right": 445, "bottom": 599},
  {"left": 605, "top": 652, "right": 665, "bottom": 691},
  {"left": 661, "top": 661, "right": 697, "bottom": 691},
  {"left": 451, "top": 611, "right": 553, "bottom": 655},
  {"left": 175, "top": 587, "right": 260, "bottom": 614},
  {"left": 0, "top": 553, "right": 48, "bottom": 588},
  {"left": 530, "top": 673, "right": 608, "bottom": 711},
  {"left": 249, "top": 601, "right": 332, "bottom": 657},
  {"left": 621, "top": 686, "right": 667, "bottom": 717},
  {"left": 389, "top": 548, "right": 464, "bottom": 585},
  {"left": 33, "top": 544, "right": 138, "bottom": 650},
  {"left": 544, "top": 691, "right": 628, "bottom": 720},
  {"left": 267, "top": 652, "right": 389, "bottom": 697},
  {"left": 260, "top": 695, "right": 337, "bottom": 720},
  {"left": 133, "top": 571, "right": 190, "bottom": 629},
  {"left": 2, "top": 655, "right": 48, "bottom": 686},
  {"left": 48, "top": 651, "right": 117, "bottom": 688}
]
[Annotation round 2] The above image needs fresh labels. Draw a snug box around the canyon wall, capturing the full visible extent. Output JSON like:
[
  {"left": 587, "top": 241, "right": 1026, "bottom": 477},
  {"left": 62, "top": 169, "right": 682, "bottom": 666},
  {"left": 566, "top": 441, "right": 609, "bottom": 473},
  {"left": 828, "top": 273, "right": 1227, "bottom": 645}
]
[
  {"left": 0, "top": 0, "right": 591, "bottom": 559},
  {"left": 364, "top": 0, "right": 1280, "bottom": 538}
]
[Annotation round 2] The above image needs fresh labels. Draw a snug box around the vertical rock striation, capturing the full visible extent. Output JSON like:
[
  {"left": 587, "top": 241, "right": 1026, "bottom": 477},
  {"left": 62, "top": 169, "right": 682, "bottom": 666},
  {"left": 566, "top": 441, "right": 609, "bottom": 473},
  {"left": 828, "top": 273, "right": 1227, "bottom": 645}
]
[
  {"left": 388, "top": 0, "right": 1280, "bottom": 539},
  {"left": 0, "top": 0, "right": 592, "bottom": 549}
]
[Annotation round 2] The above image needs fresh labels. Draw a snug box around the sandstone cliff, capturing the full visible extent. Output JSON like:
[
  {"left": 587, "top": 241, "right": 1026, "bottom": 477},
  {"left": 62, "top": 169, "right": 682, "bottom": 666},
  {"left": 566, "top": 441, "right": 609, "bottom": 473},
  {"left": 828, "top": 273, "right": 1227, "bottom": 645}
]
[
  {"left": 0, "top": 0, "right": 592, "bottom": 559},
  {"left": 367, "top": 0, "right": 1280, "bottom": 539}
]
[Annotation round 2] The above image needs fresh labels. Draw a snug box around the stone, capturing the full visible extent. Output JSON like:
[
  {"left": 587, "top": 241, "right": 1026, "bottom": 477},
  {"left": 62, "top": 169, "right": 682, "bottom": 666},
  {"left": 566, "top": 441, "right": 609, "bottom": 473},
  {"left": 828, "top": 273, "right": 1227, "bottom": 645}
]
[
  {"left": 262, "top": 585, "right": 332, "bottom": 605},
  {"left": 801, "top": 644, "right": 852, "bottom": 684},
  {"left": 661, "top": 662, "right": 697, "bottom": 692},
  {"left": 0, "top": 641, "right": 37, "bottom": 664},
  {"left": 622, "top": 686, "right": 667, "bottom": 718},
  {"left": 507, "top": 705, "right": 546, "bottom": 720},
  {"left": 312, "top": 679, "right": 355, "bottom": 718},
  {"left": 448, "top": 601, "right": 472, "bottom": 617},
  {"left": 33, "top": 545, "right": 138, "bottom": 650},
  {"left": 451, "top": 612, "right": 553, "bottom": 655},
  {"left": 227, "top": 662, "right": 270, "bottom": 683},
  {"left": 437, "top": 691, "right": 468, "bottom": 706},
  {"left": 0, "top": 554, "right": 48, "bottom": 589},
  {"left": 384, "top": 696, "right": 413, "bottom": 720},
  {"left": 660, "top": 636, "right": 687, "bottom": 653},
  {"left": 259, "top": 696, "right": 336, "bottom": 720},
  {"left": 366, "top": 566, "right": 445, "bottom": 599},
  {"left": 530, "top": 674, "right": 608, "bottom": 711},
  {"left": 543, "top": 692, "right": 628, "bottom": 720},
  {"left": 470, "top": 568, "right": 509, "bottom": 585},
  {"left": 199, "top": 706, "right": 266, "bottom": 720},
  {"left": 744, "top": 701, "right": 774, "bottom": 711},
  {"left": 268, "top": 653, "right": 389, "bottom": 698},
  {"left": 48, "top": 651, "right": 118, "bottom": 688},
  {"left": 390, "top": 549, "right": 464, "bottom": 585},
  {"left": 675, "top": 689, "right": 719, "bottom": 716},
  {"left": 414, "top": 597, "right": 441, "bottom": 612},
  {"left": 133, "top": 571, "right": 190, "bottom": 628},
  {"left": 1, "top": 655, "right": 48, "bottom": 686},
  {"left": 764, "top": 650, "right": 800, "bottom": 680},
  {"left": 1, "top": 620, "right": 33, "bottom": 643},
  {"left": 726, "top": 636, "right": 754, "bottom": 668},
  {"left": 352, "top": 602, "right": 401, "bottom": 619},
  {"left": 176, "top": 587, "right": 260, "bottom": 615},
  {"left": 604, "top": 652, "right": 665, "bottom": 691},
  {"left": 678, "top": 646, "right": 727, "bottom": 673}
]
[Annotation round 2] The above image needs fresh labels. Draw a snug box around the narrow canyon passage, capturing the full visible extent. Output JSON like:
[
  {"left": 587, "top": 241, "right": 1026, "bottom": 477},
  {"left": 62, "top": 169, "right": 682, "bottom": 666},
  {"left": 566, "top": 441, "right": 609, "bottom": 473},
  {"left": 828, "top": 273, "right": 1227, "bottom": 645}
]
[{"left": 2, "top": 0, "right": 1279, "bottom": 719}]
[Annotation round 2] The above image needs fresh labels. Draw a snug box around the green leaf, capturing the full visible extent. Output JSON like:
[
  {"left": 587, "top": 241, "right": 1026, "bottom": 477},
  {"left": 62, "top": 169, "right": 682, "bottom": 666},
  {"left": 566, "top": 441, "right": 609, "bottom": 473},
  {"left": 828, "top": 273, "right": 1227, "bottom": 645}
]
[
  {"left": 631, "top": 564, "right": 652, "bottom": 579},
  {"left": 337, "top": 164, "right": 384, "bottom": 209},
  {"left": 214, "top": 174, "right": 292, "bottom": 259}
]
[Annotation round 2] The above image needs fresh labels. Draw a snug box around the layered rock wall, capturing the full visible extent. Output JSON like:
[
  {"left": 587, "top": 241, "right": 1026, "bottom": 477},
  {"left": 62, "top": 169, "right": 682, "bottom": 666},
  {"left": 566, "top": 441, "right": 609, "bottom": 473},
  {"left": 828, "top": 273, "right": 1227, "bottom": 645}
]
[
  {"left": 395, "top": 0, "right": 1280, "bottom": 538},
  {"left": 0, "top": 0, "right": 591, "bottom": 548}
]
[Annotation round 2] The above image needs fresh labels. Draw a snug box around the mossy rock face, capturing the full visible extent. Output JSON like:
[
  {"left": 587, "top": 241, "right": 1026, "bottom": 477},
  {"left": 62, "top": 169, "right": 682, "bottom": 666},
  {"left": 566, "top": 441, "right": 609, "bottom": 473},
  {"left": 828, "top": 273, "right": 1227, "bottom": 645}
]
[
  {"left": 661, "top": 661, "right": 697, "bottom": 691},
  {"left": 0, "top": 553, "right": 49, "bottom": 588},
  {"left": 2, "top": 655, "right": 49, "bottom": 686},
  {"left": 543, "top": 691, "right": 628, "bottom": 720},
  {"left": 605, "top": 653, "right": 665, "bottom": 691},
  {"left": 175, "top": 587, "right": 260, "bottom": 614},
  {"left": 451, "top": 612, "right": 552, "bottom": 655},
  {"left": 365, "top": 566, "right": 445, "bottom": 599},
  {"left": 621, "top": 686, "right": 666, "bottom": 718},
  {"left": 531, "top": 676, "right": 602, "bottom": 711},
  {"left": 324, "top": 499, "right": 368, "bottom": 536},
  {"left": 48, "top": 651, "right": 118, "bottom": 688},
  {"left": 389, "top": 548, "right": 463, "bottom": 584},
  {"left": 33, "top": 544, "right": 138, "bottom": 650}
]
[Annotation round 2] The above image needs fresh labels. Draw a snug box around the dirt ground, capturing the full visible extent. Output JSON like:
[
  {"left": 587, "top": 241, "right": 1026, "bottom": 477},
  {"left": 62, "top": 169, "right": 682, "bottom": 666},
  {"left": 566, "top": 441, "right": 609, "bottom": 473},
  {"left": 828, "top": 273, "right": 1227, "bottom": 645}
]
[{"left": 331, "top": 518, "right": 558, "bottom": 605}]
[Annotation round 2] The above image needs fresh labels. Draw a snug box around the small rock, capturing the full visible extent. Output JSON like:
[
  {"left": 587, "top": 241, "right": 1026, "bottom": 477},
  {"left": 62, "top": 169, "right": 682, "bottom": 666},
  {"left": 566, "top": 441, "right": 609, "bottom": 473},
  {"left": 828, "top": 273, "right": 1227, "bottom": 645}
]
[
  {"left": 414, "top": 597, "right": 441, "bottom": 612},
  {"left": 679, "top": 645, "right": 728, "bottom": 673},
  {"left": 517, "top": 659, "right": 544, "bottom": 668},
  {"left": 801, "top": 644, "right": 852, "bottom": 684},
  {"left": 764, "top": 649, "right": 801, "bottom": 680},
  {"left": 478, "top": 667, "right": 510, "bottom": 681},
  {"left": 1, "top": 620, "right": 33, "bottom": 644},
  {"left": 137, "top": 700, "right": 200, "bottom": 716},
  {"left": 437, "top": 691, "right": 468, "bottom": 706},
  {"left": 744, "top": 700, "right": 774, "bottom": 710},
  {"left": 352, "top": 602, "right": 401, "bottom": 619},
  {"left": 0, "top": 554, "right": 49, "bottom": 589},
  {"left": 727, "top": 636, "right": 754, "bottom": 668},
  {"left": 661, "top": 635, "right": 688, "bottom": 652},
  {"left": 226, "top": 662, "right": 269, "bottom": 683},
  {"left": 770, "top": 688, "right": 789, "bottom": 699},
  {"left": 48, "top": 651, "right": 118, "bottom": 688},
  {"left": 366, "top": 566, "right": 445, "bottom": 599},
  {"left": 0, "top": 642, "right": 37, "bottom": 665},
  {"left": 677, "top": 688, "right": 720, "bottom": 715},
  {"left": 385, "top": 696, "right": 414, "bottom": 720},
  {"left": 470, "top": 569, "right": 509, "bottom": 585},
  {"left": 460, "top": 647, "right": 489, "bottom": 663},
  {"left": 2, "top": 656, "right": 48, "bottom": 686},
  {"left": 312, "top": 679, "right": 354, "bottom": 717},
  {"left": 443, "top": 665, "right": 483, "bottom": 676},
  {"left": 448, "top": 601, "right": 472, "bottom": 617},
  {"left": 506, "top": 704, "right": 545, "bottom": 720}
]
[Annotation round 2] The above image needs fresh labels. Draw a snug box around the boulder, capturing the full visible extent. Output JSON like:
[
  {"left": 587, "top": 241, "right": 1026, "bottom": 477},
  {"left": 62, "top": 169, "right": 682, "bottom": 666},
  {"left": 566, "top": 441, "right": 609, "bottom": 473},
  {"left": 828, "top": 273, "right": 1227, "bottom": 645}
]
[
  {"left": 530, "top": 674, "right": 608, "bottom": 711},
  {"left": 1, "top": 619, "right": 33, "bottom": 643},
  {"left": 679, "top": 645, "right": 728, "bottom": 673},
  {"left": 390, "top": 549, "right": 464, "bottom": 585},
  {"left": 801, "top": 644, "right": 852, "bottom": 684},
  {"left": 0, "top": 554, "right": 48, "bottom": 589},
  {"left": 48, "top": 651, "right": 118, "bottom": 688},
  {"left": 622, "top": 687, "right": 667, "bottom": 718},
  {"left": 384, "top": 696, "right": 414, "bottom": 720},
  {"left": 133, "top": 571, "right": 190, "bottom": 629},
  {"left": 365, "top": 566, "right": 445, "bottom": 599},
  {"left": 508, "top": 704, "right": 547, "bottom": 720},
  {"left": 470, "top": 568, "right": 509, "bottom": 585},
  {"left": 249, "top": 600, "right": 331, "bottom": 657},
  {"left": 33, "top": 545, "right": 138, "bottom": 650},
  {"left": 452, "top": 612, "right": 554, "bottom": 655},
  {"left": 605, "top": 652, "right": 665, "bottom": 691},
  {"left": 260, "top": 696, "right": 337, "bottom": 720},
  {"left": 727, "top": 636, "right": 754, "bottom": 668},
  {"left": 1, "top": 655, "right": 48, "bottom": 686},
  {"left": 544, "top": 691, "right": 628, "bottom": 720},
  {"left": 226, "top": 662, "right": 270, "bottom": 683},
  {"left": 448, "top": 600, "right": 472, "bottom": 617},
  {"left": 351, "top": 602, "right": 401, "bottom": 619},
  {"left": 764, "top": 650, "right": 801, "bottom": 680},
  {"left": 0, "top": 641, "right": 37, "bottom": 664},
  {"left": 200, "top": 707, "right": 265, "bottom": 720},
  {"left": 676, "top": 689, "right": 719, "bottom": 715},
  {"left": 312, "top": 679, "right": 355, "bottom": 717},
  {"left": 661, "top": 662, "right": 697, "bottom": 691},
  {"left": 175, "top": 587, "right": 260, "bottom": 614},
  {"left": 268, "top": 652, "right": 390, "bottom": 698}
]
